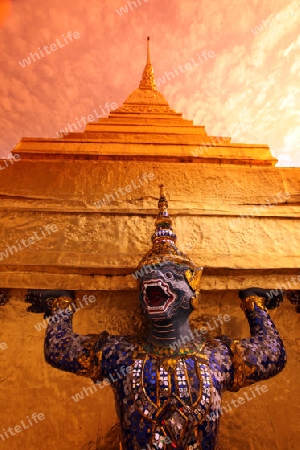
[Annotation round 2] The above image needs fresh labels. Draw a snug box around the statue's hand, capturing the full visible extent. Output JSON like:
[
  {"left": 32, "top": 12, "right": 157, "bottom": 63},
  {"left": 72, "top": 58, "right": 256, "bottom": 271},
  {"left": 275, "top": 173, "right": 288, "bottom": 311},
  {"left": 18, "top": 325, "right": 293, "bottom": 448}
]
[
  {"left": 238, "top": 287, "right": 283, "bottom": 310},
  {"left": 25, "top": 290, "right": 75, "bottom": 318}
]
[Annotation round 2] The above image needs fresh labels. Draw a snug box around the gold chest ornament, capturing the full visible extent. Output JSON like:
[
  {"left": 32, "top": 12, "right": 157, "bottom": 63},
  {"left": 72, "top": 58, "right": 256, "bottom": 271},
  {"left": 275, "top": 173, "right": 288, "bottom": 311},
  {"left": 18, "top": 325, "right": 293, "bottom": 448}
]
[{"left": 130, "top": 344, "right": 212, "bottom": 448}]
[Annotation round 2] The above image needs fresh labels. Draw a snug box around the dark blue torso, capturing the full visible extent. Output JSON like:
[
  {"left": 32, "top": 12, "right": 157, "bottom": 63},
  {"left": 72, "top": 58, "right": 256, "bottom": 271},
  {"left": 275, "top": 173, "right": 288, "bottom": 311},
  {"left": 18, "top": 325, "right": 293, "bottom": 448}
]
[
  {"left": 101, "top": 336, "right": 232, "bottom": 450},
  {"left": 44, "top": 304, "right": 286, "bottom": 450}
]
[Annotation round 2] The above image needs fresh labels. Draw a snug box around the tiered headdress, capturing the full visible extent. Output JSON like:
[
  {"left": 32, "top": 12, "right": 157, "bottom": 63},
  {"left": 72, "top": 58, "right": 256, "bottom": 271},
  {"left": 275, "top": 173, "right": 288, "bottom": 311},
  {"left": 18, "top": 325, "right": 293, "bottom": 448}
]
[{"left": 137, "top": 185, "right": 203, "bottom": 296}]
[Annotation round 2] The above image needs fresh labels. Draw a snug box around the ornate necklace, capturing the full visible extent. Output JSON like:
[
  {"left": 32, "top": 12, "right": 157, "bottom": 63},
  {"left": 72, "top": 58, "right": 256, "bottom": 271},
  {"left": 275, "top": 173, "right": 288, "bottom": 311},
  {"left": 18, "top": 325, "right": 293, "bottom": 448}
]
[{"left": 142, "top": 341, "right": 206, "bottom": 358}]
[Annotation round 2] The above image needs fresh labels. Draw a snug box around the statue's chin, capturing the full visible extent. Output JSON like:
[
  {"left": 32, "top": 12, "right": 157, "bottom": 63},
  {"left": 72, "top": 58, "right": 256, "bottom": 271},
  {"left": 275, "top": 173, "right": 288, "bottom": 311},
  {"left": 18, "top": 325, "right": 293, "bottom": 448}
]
[
  {"left": 146, "top": 311, "right": 174, "bottom": 322},
  {"left": 144, "top": 302, "right": 176, "bottom": 321},
  {"left": 145, "top": 301, "right": 175, "bottom": 317}
]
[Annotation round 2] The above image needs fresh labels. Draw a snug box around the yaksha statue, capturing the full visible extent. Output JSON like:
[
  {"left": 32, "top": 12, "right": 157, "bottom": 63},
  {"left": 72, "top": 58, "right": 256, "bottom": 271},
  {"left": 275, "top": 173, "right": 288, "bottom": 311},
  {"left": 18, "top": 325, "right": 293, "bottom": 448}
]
[{"left": 44, "top": 186, "right": 287, "bottom": 450}]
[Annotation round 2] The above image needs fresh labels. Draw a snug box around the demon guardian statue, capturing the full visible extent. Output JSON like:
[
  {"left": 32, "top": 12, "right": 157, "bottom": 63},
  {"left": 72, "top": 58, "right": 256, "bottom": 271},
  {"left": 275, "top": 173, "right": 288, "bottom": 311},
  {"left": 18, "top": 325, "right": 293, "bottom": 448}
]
[{"left": 44, "top": 186, "right": 286, "bottom": 450}]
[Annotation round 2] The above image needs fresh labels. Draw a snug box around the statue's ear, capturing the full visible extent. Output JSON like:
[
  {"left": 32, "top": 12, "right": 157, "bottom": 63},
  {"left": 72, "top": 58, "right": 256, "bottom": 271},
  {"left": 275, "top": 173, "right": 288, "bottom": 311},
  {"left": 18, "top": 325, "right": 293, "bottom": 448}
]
[{"left": 184, "top": 267, "right": 204, "bottom": 296}]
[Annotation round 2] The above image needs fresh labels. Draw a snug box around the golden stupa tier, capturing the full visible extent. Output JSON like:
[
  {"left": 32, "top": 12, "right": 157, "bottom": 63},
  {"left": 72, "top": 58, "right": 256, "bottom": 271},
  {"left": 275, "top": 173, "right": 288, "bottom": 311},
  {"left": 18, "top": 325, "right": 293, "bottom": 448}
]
[
  {"left": 14, "top": 106, "right": 276, "bottom": 166},
  {"left": 13, "top": 39, "right": 276, "bottom": 166}
]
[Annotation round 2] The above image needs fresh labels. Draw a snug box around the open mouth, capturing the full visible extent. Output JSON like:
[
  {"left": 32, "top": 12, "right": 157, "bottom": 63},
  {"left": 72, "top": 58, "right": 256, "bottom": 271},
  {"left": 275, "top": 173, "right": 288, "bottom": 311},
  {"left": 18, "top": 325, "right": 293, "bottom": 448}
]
[{"left": 142, "top": 279, "right": 176, "bottom": 314}]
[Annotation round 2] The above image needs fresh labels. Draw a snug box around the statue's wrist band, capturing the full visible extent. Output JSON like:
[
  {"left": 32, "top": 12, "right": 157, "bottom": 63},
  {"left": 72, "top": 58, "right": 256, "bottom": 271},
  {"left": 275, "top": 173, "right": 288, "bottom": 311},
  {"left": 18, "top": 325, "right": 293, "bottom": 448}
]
[
  {"left": 51, "top": 297, "right": 76, "bottom": 314},
  {"left": 240, "top": 295, "right": 267, "bottom": 312}
]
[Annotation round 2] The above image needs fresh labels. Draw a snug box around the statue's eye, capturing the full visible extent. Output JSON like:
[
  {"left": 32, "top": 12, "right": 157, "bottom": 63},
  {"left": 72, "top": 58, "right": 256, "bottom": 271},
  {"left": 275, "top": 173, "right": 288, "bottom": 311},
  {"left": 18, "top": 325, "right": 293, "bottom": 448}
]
[{"left": 165, "top": 272, "right": 173, "bottom": 279}]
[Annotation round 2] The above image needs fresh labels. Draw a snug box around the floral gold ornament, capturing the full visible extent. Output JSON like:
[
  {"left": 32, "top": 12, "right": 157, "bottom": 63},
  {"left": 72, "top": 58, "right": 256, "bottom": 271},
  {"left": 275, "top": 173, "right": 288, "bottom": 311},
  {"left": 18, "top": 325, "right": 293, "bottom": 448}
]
[
  {"left": 240, "top": 295, "right": 267, "bottom": 312},
  {"left": 52, "top": 296, "right": 76, "bottom": 313},
  {"left": 185, "top": 269, "right": 203, "bottom": 298}
]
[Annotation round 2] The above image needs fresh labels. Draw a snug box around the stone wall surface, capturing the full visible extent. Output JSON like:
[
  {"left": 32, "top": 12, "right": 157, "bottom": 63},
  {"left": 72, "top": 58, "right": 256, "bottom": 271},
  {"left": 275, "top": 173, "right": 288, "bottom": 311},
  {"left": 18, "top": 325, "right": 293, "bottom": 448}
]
[
  {"left": 0, "top": 160, "right": 299, "bottom": 290},
  {"left": 0, "top": 160, "right": 292, "bottom": 207},
  {"left": 0, "top": 290, "right": 299, "bottom": 450}
]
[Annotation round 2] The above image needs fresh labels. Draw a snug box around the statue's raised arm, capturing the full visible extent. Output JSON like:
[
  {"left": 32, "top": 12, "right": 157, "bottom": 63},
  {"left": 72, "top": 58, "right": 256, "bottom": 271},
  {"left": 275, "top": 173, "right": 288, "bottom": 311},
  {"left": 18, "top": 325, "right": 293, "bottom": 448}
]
[
  {"left": 44, "top": 296, "right": 108, "bottom": 381},
  {"left": 222, "top": 287, "right": 286, "bottom": 393}
]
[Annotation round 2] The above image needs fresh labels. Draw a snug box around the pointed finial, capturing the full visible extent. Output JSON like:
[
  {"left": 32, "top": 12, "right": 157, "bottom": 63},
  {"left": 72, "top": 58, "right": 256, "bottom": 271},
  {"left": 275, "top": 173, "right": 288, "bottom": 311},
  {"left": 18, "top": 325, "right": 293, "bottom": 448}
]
[
  {"left": 136, "top": 186, "right": 197, "bottom": 270},
  {"left": 156, "top": 184, "right": 172, "bottom": 229},
  {"left": 156, "top": 184, "right": 171, "bottom": 224},
  {"left": 159, "top": 183, "right": 165, "bottom": 199},
  {"left": 147, "top": 36, "right": 150, "bottom": 64},
  {"left": 139, "top": 36, "right": 156, "bottom": 90}
]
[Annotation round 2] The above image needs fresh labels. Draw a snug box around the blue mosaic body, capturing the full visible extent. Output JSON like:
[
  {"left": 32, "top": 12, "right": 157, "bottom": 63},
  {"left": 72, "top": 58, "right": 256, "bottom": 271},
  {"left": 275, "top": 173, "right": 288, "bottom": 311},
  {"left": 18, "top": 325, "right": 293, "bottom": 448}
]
[{"left": 44, "top": 303, "right": 286, "bottom": 450}]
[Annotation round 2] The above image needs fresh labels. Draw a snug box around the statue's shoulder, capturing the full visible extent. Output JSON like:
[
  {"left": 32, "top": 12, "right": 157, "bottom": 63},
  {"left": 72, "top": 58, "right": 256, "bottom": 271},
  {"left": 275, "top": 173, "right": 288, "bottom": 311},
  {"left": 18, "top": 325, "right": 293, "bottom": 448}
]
[
  {"left": 102, "top": 333, "right": 146, "bottom": 351},
  {"left": 202, "top": 335, "right": 233, "bottom": 361}
]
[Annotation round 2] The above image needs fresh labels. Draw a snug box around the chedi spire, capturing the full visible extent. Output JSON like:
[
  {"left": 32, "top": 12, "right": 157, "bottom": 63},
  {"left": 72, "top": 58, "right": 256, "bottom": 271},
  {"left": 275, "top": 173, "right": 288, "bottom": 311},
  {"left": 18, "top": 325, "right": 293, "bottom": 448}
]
[{"left": 139, "top": 36, "right": 157, "bottom": 91}]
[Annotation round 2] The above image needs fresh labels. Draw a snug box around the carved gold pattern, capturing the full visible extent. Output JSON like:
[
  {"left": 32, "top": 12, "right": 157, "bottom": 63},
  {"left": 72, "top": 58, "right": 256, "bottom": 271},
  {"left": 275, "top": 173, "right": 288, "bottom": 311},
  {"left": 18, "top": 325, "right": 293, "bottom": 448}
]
[
  {"left": 139, "top": 36, "right": 156, "bottom": 91},
  {"left": 185, "top": 269, "right": 204, "bottom": 297},
  {"left": 114, "top": 104, "right": 176, "bottom": 114},
  {"left": 77, "top": 335, "right": 103, "bottom": 380},
  {"left": 229, "top": 339, "right": 256, "bottom": 391},
  {"left": 51, "top": 296, "right": 76, "bottom": 313},
  {"left": 137, "top": 185, "right": 197, "bottom": 270},
  {"left": 122, "top": 88, "right": 170, "bottom": 105},
  {"left": 129, "top": 342, "right": 211, "bottom": 448},
  {"left": 241, "top": 295, "right": 267, "bottom": 312},
  {"left": 141, "top": 341, "right": 206, "bottom": 358},
  {"left": 139, "top": 63, "right": 156, "bottom": 91}
]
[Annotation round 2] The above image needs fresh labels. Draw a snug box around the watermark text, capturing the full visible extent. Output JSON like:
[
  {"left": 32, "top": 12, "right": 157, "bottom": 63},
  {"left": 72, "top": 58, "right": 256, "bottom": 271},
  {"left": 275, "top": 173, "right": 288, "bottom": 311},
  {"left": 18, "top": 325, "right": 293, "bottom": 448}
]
[{"left": 18, "top": 32, "right": 81, "bottom": 67}]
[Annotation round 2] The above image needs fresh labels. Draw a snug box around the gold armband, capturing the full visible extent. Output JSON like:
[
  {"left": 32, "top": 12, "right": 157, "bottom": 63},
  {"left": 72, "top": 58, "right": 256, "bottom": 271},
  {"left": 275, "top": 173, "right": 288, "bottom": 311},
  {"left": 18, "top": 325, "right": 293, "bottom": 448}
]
[
  {"left": 240, "top": 295, "right": 267, "bottom": 312},
  {"left": 78, "top": 332, "right": 109, "bottom": 381},
  {"left": 229, "top": 339, "right": 256, "bottom": 391},
  {"left": 51, "top": 296, "right": 76, "bottom": 314}
]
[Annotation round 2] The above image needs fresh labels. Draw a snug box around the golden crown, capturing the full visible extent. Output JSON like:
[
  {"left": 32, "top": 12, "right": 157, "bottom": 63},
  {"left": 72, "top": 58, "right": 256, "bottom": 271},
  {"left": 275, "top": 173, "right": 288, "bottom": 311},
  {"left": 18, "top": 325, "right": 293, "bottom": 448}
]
[{"left": 137, "top": 185, "right": 203, "bottom": 295}]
